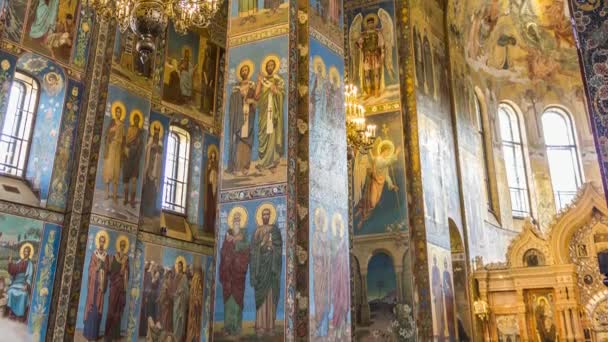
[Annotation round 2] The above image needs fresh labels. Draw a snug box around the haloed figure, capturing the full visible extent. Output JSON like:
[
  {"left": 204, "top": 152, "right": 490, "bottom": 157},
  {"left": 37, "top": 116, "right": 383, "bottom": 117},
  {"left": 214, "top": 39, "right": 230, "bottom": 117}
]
[
  {"left": 105, "top": 238, "right": 130, "bottom": 341},
  {"left": 123, "top": 113, "right": 144, "bottom": 208}
]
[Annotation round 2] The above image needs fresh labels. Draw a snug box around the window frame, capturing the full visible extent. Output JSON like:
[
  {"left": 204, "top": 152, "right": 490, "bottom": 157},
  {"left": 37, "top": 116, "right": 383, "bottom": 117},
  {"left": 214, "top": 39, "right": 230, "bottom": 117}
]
[
  {"left": 541, "top": 107, "right": 583, "bottom": 211},
  {"left": 474, "top": 92, "right": 499, "bottom": 218},
  {"left": 498, "top": 103, "right": 532, "bottom": 218},
  {"left": 162, "top": 125, "right": 191, "bottom": 216},
  {"left": 0, "top": 70, "right": 39, "bottom": 178}
]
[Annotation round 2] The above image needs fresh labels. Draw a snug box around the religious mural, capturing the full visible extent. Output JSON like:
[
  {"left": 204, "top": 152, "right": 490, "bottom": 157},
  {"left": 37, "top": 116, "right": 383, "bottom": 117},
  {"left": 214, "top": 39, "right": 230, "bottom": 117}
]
[
  {"left": 22, "top": 0, "right": 81, "bottom": 64},
  {"left": 162, "top": 22, "right": 223, "bottom": 124},
  {"left": 140, "top": 111, "right": 170, "bottom": 231},
  {"left": 525, "top": 289, "right": 557, "bottom": 342},
  {"left": 364, "top": 253, "right": 397, "bottom": 341},
  {"left": 113, "top": 29, "right": 156, "bottom": 90},
  {"left": 345, "top": 0, "right": 399, "bottom": 114},
  {"left": 352, "top": 111, "right": 407, "bottom": 236},
  {"left": 202, "top": 133, "right": 220, "bottom": 237},
  {"left": 496, "top": 315, "right": 521, "bottom": 342},
  {"left": 75, "top": 226, "right": 136, "bottom": 342},
  {"left": 0, "top": 214, "right": 61, "bottom": 342},
  {"left": 221, "top": 36, "right": 289, "bottom": 190},
  {"left": 308, "top": 0, "right": 343, "bottom": 48},
  {"left": 213, "top": 197, "right": 286, "bottom": 340},
  {"left": 229, "top": 0, "right": 288, "bottom": 37},
  {"left": 308, "top": 37, "right": 351, "bottom": 341},
  {"left": 428, "top": 243, "right": 456, "bottom": 342},
  {"left": 136, "top": 241, "right": 213, "bottom": 342},
  {"left": 92, "top": 84, "right": 151, "bottom": 223}
]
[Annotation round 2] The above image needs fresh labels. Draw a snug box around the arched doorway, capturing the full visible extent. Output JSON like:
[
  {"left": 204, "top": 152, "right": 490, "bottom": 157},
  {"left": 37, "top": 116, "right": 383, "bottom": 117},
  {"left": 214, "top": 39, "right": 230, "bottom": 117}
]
[
  {"left": 366, "top": 252, "right": 397, "bottom": 336},
  {"left": 449, "top": 219, "right": 472, "bottom": 341}
]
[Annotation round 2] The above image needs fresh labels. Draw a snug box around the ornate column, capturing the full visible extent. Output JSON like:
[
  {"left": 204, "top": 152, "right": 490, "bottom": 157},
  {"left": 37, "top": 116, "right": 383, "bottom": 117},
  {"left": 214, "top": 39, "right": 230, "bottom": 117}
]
[
  {"left": 47, "top": 20, "right": 116, "bottom": 341},
  {"left": 515, "top": 290, "right": 528, "bottom": 342},
  {"left": 211, "top": 0, "right": 350, "bottom": 340},
  {"left": 359, "top": 271, "right": 371, "bottom": 325},
  {"left": 568, "top": 1, "right": 608, "bottom": 203}
]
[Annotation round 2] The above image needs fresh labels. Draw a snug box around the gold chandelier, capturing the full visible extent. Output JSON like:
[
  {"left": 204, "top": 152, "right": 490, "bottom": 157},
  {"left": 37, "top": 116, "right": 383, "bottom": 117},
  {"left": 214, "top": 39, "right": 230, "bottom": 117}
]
[
  {"left": 345, "top": 84, "right": 376, "bottom": 158},
  {"left": 86, "top": 0, "right": 220, "bottom": 60}
]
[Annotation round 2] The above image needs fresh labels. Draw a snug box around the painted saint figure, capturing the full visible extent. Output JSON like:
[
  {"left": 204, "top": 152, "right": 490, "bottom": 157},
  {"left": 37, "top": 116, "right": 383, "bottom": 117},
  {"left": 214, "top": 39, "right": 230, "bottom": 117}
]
[
  {"left": 220, "top": 207, "right": 250, "bottom": 335},
  {"left": 226, "top": 61, "right": 256, "bottom": 175},
  {"left": 204, "top": 146, "right": 219, "bottom": 235},
  {"left": 123, "top": 111, "right": 144, "bottom": 208},
  {"left": 310, "top": 56, "right": 327, "bottom": 128},
  {"left": 443, "top": 258, "right": 455, "bottom": 341},
  {"left": 328, "top": 0, "right": 340, "bottom": 26},
  {"left": 179, "top": 49, "right": 197, "bottom": 104},
  {"left": 6, "top": 244, "right": 34, "bottom": 321},
  {"left": 104, "top": 237, "right": 130, "bottom": 341},
  {"left": 349, "top": 10, "right": 394, "bottom": 99},
  {"left": 142, "top": 122, "right": 164, "bottom": 217},
  {"left": 250, "top": 204, "right": 282, "bottom": 336},
  {"left": 103, "top": 103, "right": 125, "bottom": 204},
  {"left": 28, "top": 0, "right": 59, "bottom": 41},
  {"left": 186, "top": 267, "right": 204, "bottom": 342},
  {"left": 83, "top": 231, "right": 110, "bottom": 341},
  {"left": 312, "top": 208, "right": 330, "bottom": 336},
  {"left": 158, "top": 269, "right": 174, "bottom": 332},
  {"left": 172, "top": 259, "right": 190, "bottom": 342},
  {"left": 330, "top": 213, "right": 350, "bottom": 337},
  {"left": 431, "top": 255, "right": 446, "bottom": 341},
  {"left": 354, "top": 140, "right": 400, "bottom": 228},
  {"left": 255, "top": 56, "right": 285, "bottom": 172}
]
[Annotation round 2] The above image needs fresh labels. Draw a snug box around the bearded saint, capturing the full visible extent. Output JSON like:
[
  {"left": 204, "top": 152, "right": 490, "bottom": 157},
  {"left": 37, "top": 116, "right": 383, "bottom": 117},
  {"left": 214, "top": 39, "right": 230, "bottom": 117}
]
[
  {"left": 83, "top": 235, "right": 110, "bottom": 341},
  {"left": 104, "top": 239, "right": 130, "bottom": 340},
  {"left": 172, "top": 261, "right": 190, "bottom": 341},
  {"left": 312, "top": 213, "right": 330, "bottom": 336},
  {"left": 330, "top": 229, "right": 350, "bottom": 337},
  {"left": 186, "top": 268, "right": 204, "bottom": 342},
  {"left": 255, "top": 59, "right": 285, "bottom": 172}
]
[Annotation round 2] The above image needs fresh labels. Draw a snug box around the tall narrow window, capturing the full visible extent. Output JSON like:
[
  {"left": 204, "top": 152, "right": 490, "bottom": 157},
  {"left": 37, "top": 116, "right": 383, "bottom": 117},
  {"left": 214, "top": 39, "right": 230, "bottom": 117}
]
[
  {"left": 162, "top": 126, "right": 190, "bottom": 214},
  {"left": 498, "top": 103, "right": 530, "bottom": 217},
  {"left": 0, "top": 72, "right": 39, "bottom": 177},
  {"left": 475, "top": 95, "right": 493, "bottom": 211},
  {"left": 542, "top": 108, "right": 582, "bottom": 210}
]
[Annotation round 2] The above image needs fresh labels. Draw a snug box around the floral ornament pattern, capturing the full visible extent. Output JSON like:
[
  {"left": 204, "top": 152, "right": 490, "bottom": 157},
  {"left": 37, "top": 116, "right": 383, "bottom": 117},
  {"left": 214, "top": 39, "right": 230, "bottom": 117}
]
[
  {"left": 73, "top": 9, "right": 93, "bottom": 69},
  {"left": 571, "top": 0, "right": 608, "bottom": 201}
]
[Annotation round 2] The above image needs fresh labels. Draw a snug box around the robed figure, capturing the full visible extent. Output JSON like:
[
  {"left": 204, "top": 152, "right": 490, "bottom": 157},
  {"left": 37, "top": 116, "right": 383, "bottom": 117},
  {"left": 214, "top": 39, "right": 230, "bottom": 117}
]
[
  {"left": 172, "top": 260, "right": 190, "bottom": 342},
  {"left": 310, "top": 57, "right": 327, "bottom": 128},
  {"left": 431, "top": 256, "right": 446, "bottom": 341},
  {"left": 330, "top": 215, "right": 349, "bottom": 336},
  {"left": 142, "top": 123, "right": 164, "bottom": 217},
  {"left": 186, "top": 268, "right": 204, "bottom": 342},
  {"left": 255, "top": 56, "right": 285, "bottom": 172},
  {"left": 83, "top": 232, "right": 110, "bottom": 341},
  {"left": 204, "top": 148, "right": 218, "bottom": 235},
  {"left": 139, "top": 262, "right": 155, "bottom": 336},
  {"left": 226, "top": 62, "right": 256, "bottom": 175},
  {"left": 104, "top": 238, "right": 130, "bottom": 341},
  {"left": 122, "top": 112, "right": 144, "bottom": 208},
  {"left": 422, "top": 31, "right": 435, "bottom": 96},
  {"left": 312, "top": 208, "right": 330, "bottom": 337},
  {"left": 28, "top": 0, "right": 59, "bottom": 41},
  {"left": 220, "top": 209, "right": 251, "bottom": 335},
  {"left": 250, "top": 206, "right": 282, "bottom": 336},
  {"left": 443, "top": 258, "right": 455, "bottom": 341},
  {"left": 103, "top": 104, "right": 125, "bottom": 203},
  {"left": 6, "top": 245, "right": 34, "bottom": 321},
  {"left": 158, "top": 269, "right": 174, "bottom": 332}
]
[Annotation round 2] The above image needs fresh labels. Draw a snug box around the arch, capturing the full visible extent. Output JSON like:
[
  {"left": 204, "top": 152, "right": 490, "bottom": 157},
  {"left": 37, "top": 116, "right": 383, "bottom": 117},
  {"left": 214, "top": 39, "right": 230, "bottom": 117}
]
[
  {"left": 449, "top": 219, "right": 473, "bottom": 341},
  {"left": 523, "top": 248, "right": 546, "bottom": 267},
  {"left": 366, "top": 252, "right": 398, "bottom": 327}
]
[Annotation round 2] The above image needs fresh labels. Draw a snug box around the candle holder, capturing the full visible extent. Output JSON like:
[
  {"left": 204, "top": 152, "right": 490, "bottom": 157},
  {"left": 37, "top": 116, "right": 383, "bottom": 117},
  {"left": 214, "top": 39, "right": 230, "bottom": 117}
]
[{"left": 345, "top": 84, "right": 376, "bottom": 160}]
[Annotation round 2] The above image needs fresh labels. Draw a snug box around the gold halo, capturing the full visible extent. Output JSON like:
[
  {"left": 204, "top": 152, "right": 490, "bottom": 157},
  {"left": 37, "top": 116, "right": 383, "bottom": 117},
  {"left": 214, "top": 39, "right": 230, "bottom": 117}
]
[
  {"left": 332, "top": 212, "right": 344, "bottom": 237},
  {"left": 313, "top": 207, "right": 328, "bottom": 232},
  {"left": 19, "top": 242, "right": 34, "bottom": 260},
  {"left": 261, "top": 54, "right": 281, "bottom": 76},
  {"left": 207, "top": 144, "right": 219, "bottom": 159},
  {"left": 227, "top": 206, "right": 248, "bottom": 229},
  {"left": 111, "top": 101, "right": 127, "bottom": 122},
  {"left": 95, "top": 230, "right": 110, "bottom": 250},
  {"left": 150, "top": 120, "right": 164, "bottom": 139},
  {"left": 256, "top": 202, "right": 277, "bottom": 226},
  {"left": 174, "top": 255, "right": 187, "bottom": 272},
  {"left": 377, "top": 139, "right": 395, "bottom": 156},
  {"left": 363, "top": 13, "right": 379, "bottom": 27},
  {"left": 312, "top": 56, "right": 326, "bottom": 78},
  {"left": 236, "top": 59, "right": 255, "bottom": 81},
  {"left": 129, "top": 110, "right": 144, "bottom": 128},
  {"left": 115, "top": 235, "right": 130, "bottom": 253},
  {"left": 329, "top": 66, "right": 340, "bottom": 86}
]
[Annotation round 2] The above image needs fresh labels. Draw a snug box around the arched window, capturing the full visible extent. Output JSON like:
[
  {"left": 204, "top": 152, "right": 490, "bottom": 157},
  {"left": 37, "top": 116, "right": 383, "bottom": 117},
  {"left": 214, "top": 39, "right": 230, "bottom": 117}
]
[
  {"left": 162, "top": 126, "right": 190, "bottom": 214},
  {"left": 541, "top": 108, "right": 582, "bottom": 210},
  {"left": 0, "top": 72, "right": 39, "bottom": 177},
  {"left": 475, "top": 94, "right": 493, "bottom": 211},
  {"left": 498, "top": 103, "right": 530, "bottom": 217}
]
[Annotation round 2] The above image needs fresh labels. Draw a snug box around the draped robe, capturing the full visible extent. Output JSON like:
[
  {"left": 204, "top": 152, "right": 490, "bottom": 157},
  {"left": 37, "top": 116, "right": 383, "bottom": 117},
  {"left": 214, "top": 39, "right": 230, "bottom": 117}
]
[
  {"left": 255, "top": 74, "right": 285, "bottom": 169},
  {"left": 186, "top": 270, "right": 204, "bottom": 342},
  {"left": 432, "top": 263, "right": 445, "bottom": 340},
  {"left": 219, "top": 230, "right": 250, "bottom": 334},
  {"left": 105, "top": 253, "right": 129, "bottom": 340},
  {"left": 227, "top": 81, "right": 256, "bottom": 174},
  {"left": 83, "top": 250, "right": 109, "bottom": 340},
  {"left": 6, "top": 257, "right": 33, "bottom": 319},
  {"left": 29, "top": 0, "right": 59, "bottom": 39},
  {"left": 312, "top": 230, "right": 330, "bottom": 336},
  {"left": 250, "top": 224, "right": 282, "bottom": 332},
  {"left": 103, "top": 120, "right": 124, "bottom": 184},
  {"left": 172, "top": 272, "right": 189, "bottom": 341},
  {"left": 330, "top": 239, "right": 349, "bottom": 331},
  {"left": 123, "top": 125, "right": 143, "bottom": 181}
]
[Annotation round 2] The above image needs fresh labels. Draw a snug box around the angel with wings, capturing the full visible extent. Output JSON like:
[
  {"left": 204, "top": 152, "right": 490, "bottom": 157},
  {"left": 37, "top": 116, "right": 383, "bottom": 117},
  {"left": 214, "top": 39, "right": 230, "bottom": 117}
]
[{"left": 349, "top": 9, "right": 395, "bottom": 99}]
